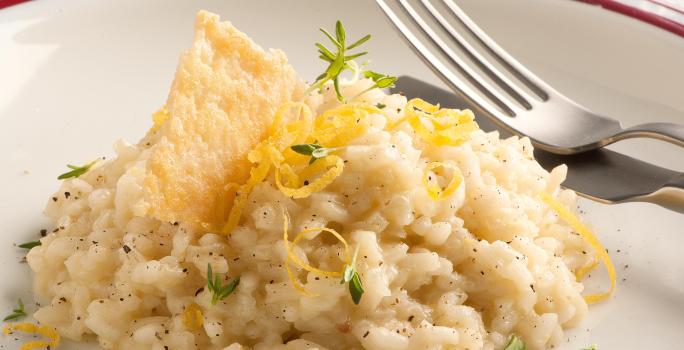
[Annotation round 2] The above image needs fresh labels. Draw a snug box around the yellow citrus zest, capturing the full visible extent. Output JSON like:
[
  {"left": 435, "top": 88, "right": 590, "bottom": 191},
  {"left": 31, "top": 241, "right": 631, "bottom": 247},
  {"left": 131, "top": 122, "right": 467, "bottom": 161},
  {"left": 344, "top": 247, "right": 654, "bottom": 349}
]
[
  {"left": 422, "top": 162, "right": 463, "bottom": 200},
  {"left": 3, "top": 323, "right": 60, "bottom": 350},
  {"left": 275, "top": 155, "right": 344, "bottom": 199},
  {"left": 222, "top": 148, "right": 279, "bottom": 235},
  {"left": 181, "top": 303, "right": 204, "bottom": 331},
  {"left": 282, "top": 210, "right": 351, "bottom": 296},
  {"left": 540, "top": 192, "right": 616, "bottom": 304},
  {"left": 282, "top": 212, "right": 316, "bottom": 297},
  {"left": 289, "top": 227, "right": 350, "bottom": 277},
  {"left": 221, "top": 103, "right": 312, "bottom": 235},
  {"left": 267, "top": 102, "right": 314, "bottom": 151},
  {"left": 394, "top": 98, "right": 478, "bottom": 147},
  {"left": 223, "top": 102, "right": 383, "bottom": 235},
  {"left": 576, "top": 259, "right": 599, "bottom": 281},
  {"left": 313, "top": 104, "right": 382, "bottom": 147}
]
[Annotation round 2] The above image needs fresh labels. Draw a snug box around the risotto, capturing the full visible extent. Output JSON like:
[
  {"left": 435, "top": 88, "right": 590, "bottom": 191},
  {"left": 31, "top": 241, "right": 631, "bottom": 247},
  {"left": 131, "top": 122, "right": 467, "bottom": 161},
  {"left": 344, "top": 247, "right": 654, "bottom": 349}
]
[{"left": 19, "top": 10, "right": 614, "bottom": 350}]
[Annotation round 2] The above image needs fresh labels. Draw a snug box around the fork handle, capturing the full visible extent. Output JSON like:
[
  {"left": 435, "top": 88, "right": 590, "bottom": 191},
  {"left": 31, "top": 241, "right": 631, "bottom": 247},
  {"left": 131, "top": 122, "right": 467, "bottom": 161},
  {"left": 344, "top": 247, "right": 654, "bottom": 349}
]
[{"left": 617, "top": 122, "right": 684, "bottom": 149}]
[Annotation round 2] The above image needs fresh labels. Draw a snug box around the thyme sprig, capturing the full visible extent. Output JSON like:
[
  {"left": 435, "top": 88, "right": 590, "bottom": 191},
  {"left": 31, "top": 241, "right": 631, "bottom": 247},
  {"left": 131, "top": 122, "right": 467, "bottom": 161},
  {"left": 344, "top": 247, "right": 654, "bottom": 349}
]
[
  {"left": 57, "top": 159, "right": 99, "bottom": 180},
  {"left": 18, "top": 241, "right": 41, "bottom": 249},
  {"left": 291, "top": 143, "right": 340, "bottom": 164},
  {"left": 307, "top": 21, "right": 396, "bottom": 102},
  {"left": 206, "top": 263, "right": 240, "bottom": 305},
  {"left": 3, "top": 299, "right": 27, "bottom": 322},
  {"left": 340, "top": 245, "right": 364, "bottom": 305}
]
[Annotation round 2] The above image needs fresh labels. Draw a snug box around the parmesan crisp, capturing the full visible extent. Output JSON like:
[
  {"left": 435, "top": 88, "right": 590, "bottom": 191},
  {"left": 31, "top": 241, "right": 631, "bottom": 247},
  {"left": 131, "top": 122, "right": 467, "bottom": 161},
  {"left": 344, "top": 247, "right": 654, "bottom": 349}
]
[{"left": 143, "top": 10, "right": 305, "bottom": 229}]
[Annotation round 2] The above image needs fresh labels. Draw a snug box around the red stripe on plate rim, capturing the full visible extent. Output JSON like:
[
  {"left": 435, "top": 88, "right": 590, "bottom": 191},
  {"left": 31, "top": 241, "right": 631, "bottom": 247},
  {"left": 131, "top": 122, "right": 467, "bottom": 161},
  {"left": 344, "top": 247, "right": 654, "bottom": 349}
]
[
  {"left": 648, "top": 0, "right": 684, "bottom": 15},
  {"left": 580, "top": 0, "right": 684, "bottom": 37},
  {"left": 0, "top": 0, "right": 31, "bottom": 10}
]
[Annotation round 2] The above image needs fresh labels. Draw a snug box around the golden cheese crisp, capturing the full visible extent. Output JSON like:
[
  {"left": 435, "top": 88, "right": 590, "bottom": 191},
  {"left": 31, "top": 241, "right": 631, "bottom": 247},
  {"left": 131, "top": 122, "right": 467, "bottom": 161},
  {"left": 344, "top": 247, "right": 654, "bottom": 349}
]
[{"left": 143, "top": 10, "right": 305, "bottom": 229}]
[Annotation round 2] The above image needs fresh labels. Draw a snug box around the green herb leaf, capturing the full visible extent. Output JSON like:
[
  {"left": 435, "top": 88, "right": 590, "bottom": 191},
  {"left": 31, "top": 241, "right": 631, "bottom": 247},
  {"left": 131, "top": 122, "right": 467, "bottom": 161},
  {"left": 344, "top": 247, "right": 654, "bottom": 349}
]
[
  {"left": 291, "top": 143, "right": 322, "bottom": 156},
  {"left": 316, "top": 43, "right": 335, "bottom": 61},
  {"left": 218, "top": 277, "right": 240, "bottom": 299},
  {"left": 327, "top": 53, "right": 346, "bottom": 79},
  {"left": 363, "top": 70, "right": 397, "bottom": 89},
  {"left": 3, "top": 299, "right": 27, "bottom": 322},
  {"left": 344, "top": 52, "right": 368, "bottom": 61},
  {"left": 375, "top": 103, "right": 386, "bottom": 109},
  {"left": 314, "top": 72, "right": 327, "bottom": 83},
  {"left": 333, "top": 77, "right": 344, "bottom": 102},
  {"left": 340, "top": 245, "right": 364, "bottom": 305},
  {"left": 206, "top": 263, "right": 240, "bottom": 305},
  {"left": 57, "top": 159, "right": 99, "bottom": 180},
  {"left": 319, "top": 54, "right": 334, "bottom": 63},
  {"left": 374, "top": 76, "right": 398, "bottom": 89},
  {"left": 319, "top": 28, "right": 341, "bottom": 49},
  {"left": 291, "top": 144, "right": 339, "bottom": 165},
  {"left": 504, "top": 335, "right": 526, "bottom": 350},
  {"left": 348, "top": 270, "right": 364, "bottom": 304},
  {"left": 363, "top": 70, "right": 385, "bottom": 80},
  {"left": 306, "top": 21, "right": 396, "bottom": 102},
  {"left": 307, "top": 22, "right": 377, "bottom": 102},
  {"left": 335, "top": 20, "right": 346, "bottom": 46},
  {"left": 18, "top": 241, "right": 41, "bottom": 249},
  {"left": 347, "top": 34, "right": 371, "bottom": 50}
]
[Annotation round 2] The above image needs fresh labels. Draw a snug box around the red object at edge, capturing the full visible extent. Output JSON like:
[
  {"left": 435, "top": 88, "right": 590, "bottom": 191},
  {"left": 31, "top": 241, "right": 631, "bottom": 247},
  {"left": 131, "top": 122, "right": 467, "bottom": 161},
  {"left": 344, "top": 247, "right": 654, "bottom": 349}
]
[
  {"left": 0, "top": 0, "right": 30, "bottom": 10},
  {"left": 580, "top": 0, "right": 684, "bottom": 37}
]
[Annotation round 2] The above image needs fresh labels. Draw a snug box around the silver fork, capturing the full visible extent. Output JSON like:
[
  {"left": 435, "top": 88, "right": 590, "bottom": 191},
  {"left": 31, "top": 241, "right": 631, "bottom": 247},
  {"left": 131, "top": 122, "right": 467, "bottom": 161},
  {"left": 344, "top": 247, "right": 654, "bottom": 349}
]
[{"left": 376, "top": 0, "right": 684, "bottom": 155}]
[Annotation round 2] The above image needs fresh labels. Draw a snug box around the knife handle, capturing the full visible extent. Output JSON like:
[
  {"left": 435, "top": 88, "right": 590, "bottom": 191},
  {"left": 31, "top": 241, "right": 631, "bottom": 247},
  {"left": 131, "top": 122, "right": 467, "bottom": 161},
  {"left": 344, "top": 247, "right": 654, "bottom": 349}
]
[{"left": 636, "top": 174, "right": 684, "bottom": 214}]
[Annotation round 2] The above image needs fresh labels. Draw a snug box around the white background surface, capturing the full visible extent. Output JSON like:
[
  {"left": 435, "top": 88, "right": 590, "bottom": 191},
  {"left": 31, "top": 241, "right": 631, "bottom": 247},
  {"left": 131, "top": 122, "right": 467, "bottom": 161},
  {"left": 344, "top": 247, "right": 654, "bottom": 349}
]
[{"left": 0, "top": 0, "right": 683, "bottom": 349}]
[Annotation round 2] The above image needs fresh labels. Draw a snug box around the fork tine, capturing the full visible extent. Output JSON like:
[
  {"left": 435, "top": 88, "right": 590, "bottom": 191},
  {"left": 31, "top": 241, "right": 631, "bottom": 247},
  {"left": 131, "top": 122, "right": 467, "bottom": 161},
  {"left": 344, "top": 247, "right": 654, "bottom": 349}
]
[
  {"left": 398, "top": 0, "right": 523, "bottom": 117},
  {"left": 375, "top": 0, "right": 514, "bottom": 122},
  {"left": 443, "top": 0, "right": 548, "bottom": 100},
  {"left": 420, "top": 0, "right": 537, "bottom": 109}
]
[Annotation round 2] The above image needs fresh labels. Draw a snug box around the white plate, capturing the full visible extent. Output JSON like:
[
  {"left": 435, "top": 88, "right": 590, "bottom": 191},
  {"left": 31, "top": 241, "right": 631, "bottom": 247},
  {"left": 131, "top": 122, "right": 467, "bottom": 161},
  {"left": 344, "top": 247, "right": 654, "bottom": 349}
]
[{"left": 1, "top": 0, "right": 683, "bottom": 349}]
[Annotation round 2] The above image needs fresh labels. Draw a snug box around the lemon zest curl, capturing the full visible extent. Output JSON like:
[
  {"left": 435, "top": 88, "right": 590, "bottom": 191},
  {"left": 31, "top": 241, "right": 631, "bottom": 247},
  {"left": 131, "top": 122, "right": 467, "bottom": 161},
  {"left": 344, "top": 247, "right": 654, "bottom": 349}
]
[
  {"left": 3, "top": 322, "right": 60, "bottom": 350},
  {"left": 540, "top": 192, "right": 616, "bottom": 304},
  {"left": 422, "top": 161, "right": 463, "bottom": 200},
  {"left": 282, "top": 210, "right": 351, "bottom": 296}
]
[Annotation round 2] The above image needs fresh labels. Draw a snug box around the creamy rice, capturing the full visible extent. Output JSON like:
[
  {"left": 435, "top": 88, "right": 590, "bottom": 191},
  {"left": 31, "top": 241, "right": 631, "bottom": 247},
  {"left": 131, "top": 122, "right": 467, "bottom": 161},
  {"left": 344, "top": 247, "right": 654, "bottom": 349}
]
[{"left": 27, "top": 79, "right": 596, "bottom": 350}]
